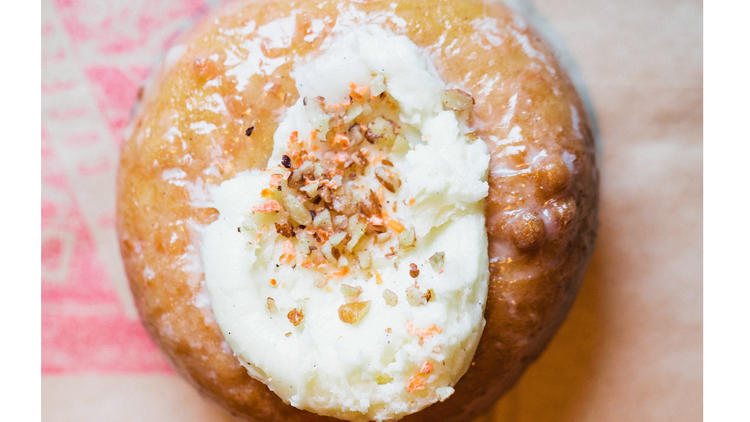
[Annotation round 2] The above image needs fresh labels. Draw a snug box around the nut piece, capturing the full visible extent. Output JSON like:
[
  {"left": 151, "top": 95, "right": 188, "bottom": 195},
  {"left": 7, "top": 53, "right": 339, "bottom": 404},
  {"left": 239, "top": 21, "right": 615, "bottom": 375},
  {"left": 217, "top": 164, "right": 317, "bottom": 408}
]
[
  {"left": 282, "top": 192, "right": 312, "bottom": 225},
  {"left": 266, "top": 297, "right": 277, "bottom": 313},
  {"left": 406, "top": 287, "right": 425, "bottom": 306},
  {"left": 287, "top": 308, "right": 304, "bottom": 326},
  {"left": 341, "top": 284, "right": 362, "bottom": 300},
  {"left": 398, "top": 225, "right": 416, "bottom": 248},
  {"left": 383, "top": 289, "right": 398, "bottom": 306},
  {"left": 275, "top": 222, "right": 295, "bottom": 238},
  {"left": 348, "top": 123, "right": 365, "bottom": 146},
  {"left": 313, "top": 208, "right": 333, "bottom": 230},
  {"left": 409, "top": 263, "right": 420, "bottom": 278},
  {"left": 428, "top": 251, "right": 445, "bottom": 271},
  {"left": 365, "top": 117, "right": 397, "bottom": 146},
  {"left": 375, "top": 167, "right": 401, "bottom": 193},
  {"left": 358, "top": 250, "right": 372, "bottom": 269},
  {"left": 338, "top": 301, "right": 371, "bottom": 324},
  {"left": 441, "top": 88, "right": 474, "bottom": 113}
]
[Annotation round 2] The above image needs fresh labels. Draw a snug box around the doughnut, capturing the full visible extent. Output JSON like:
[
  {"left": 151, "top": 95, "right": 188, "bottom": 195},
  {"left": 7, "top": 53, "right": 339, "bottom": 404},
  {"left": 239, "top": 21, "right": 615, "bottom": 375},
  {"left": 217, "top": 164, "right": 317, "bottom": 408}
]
[{"left": 116, "top": 0, "right": 598, "bottom": 420}]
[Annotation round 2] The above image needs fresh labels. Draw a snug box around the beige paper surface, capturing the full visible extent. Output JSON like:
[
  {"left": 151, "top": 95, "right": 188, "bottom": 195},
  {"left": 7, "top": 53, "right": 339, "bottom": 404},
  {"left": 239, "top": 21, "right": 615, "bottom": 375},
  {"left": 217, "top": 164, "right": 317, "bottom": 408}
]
[{"left": 41, "top": 0, "right": 702, "bottom": 420}]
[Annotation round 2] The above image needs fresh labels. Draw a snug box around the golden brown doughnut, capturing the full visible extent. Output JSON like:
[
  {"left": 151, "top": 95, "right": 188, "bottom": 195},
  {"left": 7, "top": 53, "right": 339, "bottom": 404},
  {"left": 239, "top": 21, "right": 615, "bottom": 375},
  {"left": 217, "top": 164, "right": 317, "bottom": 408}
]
[{"left": 116, "top": 0, "right": 598, "bottom": 420}]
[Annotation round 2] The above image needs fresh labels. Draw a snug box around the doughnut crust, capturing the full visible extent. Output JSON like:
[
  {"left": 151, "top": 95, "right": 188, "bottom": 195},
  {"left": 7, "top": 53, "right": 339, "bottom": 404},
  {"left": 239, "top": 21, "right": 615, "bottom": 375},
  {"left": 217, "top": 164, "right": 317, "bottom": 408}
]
[{"left": 116, "top": 0, "right": 598, "bottom": 421}]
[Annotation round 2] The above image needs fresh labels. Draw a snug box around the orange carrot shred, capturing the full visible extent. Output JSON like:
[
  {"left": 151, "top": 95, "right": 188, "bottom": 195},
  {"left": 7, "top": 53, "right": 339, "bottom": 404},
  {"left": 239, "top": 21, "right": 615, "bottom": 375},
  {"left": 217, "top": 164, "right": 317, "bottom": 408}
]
[
  {"left": 407, "top": 375, "right": 425, "bottom": 393},
  {"left": 252, "top": 200, "right": 281, "bottom": 213},
  {"left": 388, "top": 218, "right": 405, "bottom": 233}
]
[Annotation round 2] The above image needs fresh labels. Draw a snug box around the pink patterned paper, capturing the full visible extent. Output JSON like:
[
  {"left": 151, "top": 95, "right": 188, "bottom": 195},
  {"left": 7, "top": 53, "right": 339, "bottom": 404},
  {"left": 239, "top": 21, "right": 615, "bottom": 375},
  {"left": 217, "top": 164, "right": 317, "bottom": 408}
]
[{"left": 42, "top": 0, "right": 214, "bottom": 374}]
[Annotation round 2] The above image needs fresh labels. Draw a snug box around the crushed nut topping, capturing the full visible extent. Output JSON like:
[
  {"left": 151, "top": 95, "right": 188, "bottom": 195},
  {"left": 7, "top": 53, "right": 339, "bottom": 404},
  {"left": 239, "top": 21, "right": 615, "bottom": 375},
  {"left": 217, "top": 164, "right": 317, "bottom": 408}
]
[
  {"left": 406, "top": 286, "right": 434, "bottom": 306},
  {"left": 266, "top": 297, "right": 277, "bottom": 313},
  {"left": 242, "top": 78, "right": 463, "bottom": 330},
  {"left": 429, "top": 251, "right": 445, "bottom": 271},
  {"left": 340, "top": 284, "right": 362, "bottom": 300},
  {"left": 409, "top": 263, "right": 420, "bottom": 278},
  {"left": 441, "top": 88, "right": 474, "bottom": 116},
  {"left": 374, "top": 166, "right": 401, "bottom": 192},
  {"left": 383, "top": 289, "right": 398, "bottom": 306},
  {"left": 398, "top": 225, "right": 416, "bottom": 248},
  {"left": 287, "top": 308, "right": 304, "bottom": 326},
  {"left": 248, "top": 87, "right": 418, "bottom": 278},
  {"left": 338, "top": 301, "right": 371, "bottom": 324},
  {"left": 406, "top": 286, "right": 423, "bottom": 306},
  {"left": 275, "top": 222, "right": 295, "bottom": 238}
]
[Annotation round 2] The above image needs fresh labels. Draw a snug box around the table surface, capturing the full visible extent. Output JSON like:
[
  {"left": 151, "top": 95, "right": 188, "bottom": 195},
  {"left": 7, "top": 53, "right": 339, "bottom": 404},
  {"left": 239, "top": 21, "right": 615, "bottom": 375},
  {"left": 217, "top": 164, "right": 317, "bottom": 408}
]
[{"left": 41, "top": 0, "right": 702, "bottom": 420}]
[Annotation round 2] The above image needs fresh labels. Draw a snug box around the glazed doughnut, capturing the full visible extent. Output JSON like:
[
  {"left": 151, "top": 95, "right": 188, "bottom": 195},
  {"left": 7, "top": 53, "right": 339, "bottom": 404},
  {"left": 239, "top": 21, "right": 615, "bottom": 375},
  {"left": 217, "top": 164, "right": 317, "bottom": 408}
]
[{"left": 117, "top": 0, "right": 598, "bottom": 421}]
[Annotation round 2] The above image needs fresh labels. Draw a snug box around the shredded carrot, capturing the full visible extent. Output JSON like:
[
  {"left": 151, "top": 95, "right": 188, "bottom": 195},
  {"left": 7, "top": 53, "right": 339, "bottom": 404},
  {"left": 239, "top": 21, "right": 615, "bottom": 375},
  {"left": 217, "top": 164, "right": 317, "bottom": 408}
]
[
  {"left": 270, "top": 278, "right": 277, "bottom": 286},
  {"left": 407, "top": 375, "right": 425, "bottom": 393},
  {"left": 269, "top": 174, "right": 282, "bottom": 188},
  {"left": 388, "top": 218, "right": 405, "bottom": 233},
  {"left": 289, "top": 130, "right": 299, "bottom": 144},
  {"left": 252, "top": 200, "right": 280, "bottom": 213},
  {"left": 375, "top": 271, "right": 383, "bottom": 285},
  {"left": 330, "top": 266, "right": 350, "bottom": 278},
  {"left": 406, "top": 322, "right": 442, "bottom": 346},
  {"left": 280, "top": 240, "right": 296, "bottom": 263},
  {"left": 409, "top": 198, "right": 415, "bottom": 206},
  {"left": 419, "top": 361, "right": 433, "bottom": 375},
  {"left": 308, "top": 129, "right": 319, "bottom": 150}
]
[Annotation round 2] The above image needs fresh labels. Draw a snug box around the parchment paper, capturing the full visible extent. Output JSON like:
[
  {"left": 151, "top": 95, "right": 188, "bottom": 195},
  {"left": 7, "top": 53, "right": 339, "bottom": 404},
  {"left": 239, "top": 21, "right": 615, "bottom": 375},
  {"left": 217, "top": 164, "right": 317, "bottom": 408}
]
[{"left": 41, "top": 0, "right": 702, "bottom": 420}]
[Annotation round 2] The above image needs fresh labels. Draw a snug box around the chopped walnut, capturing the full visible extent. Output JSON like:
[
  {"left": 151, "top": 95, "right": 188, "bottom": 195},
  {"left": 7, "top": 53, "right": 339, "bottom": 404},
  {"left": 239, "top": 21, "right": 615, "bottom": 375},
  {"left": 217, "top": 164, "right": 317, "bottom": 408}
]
[
  {"left": 358, "top": 250, "right": 372, "bottom": 269},
  {"left": 266, "top": 297, "right": 277, "bottom": 313},
  {"left": 275, "top": 222, "right": 295, "bottom": 238},
  {"left": 365, "top": 116, "right": 397, "bottom": 146},
  {"left": 340, "top": 284, "right": 362, "bottom": 300},
  {"left": 281, "top": 192, "right": 312, "bottom": 225},
  {"left": 383, "top": 289, "right": 398, "bottom": 306},
  {"left": 348, "top": 124, "right": 365, "bottom": 146},
  {"left": 338, "top": 301, "right": 371, "bottom": 324},
  {"left": 441, "top": 88, "right": 474, "bottom": 114},
  {"left": 398, "top": 225, "right": 416, "bottom": 248},
  {"left": 375, "top": 166, "right": 401, "bottom": 193},
  {"left": 409, "top": 263, "right": 420, "bottom": 278},
  {"left": 406, "top": 286, "right": 423, "bottom": 306},
  {"left": 287, "top": 308, "right": 304, "bottom": 326},
  {"left": 406, "top": 286, "right": 433, "bottom": 306},
  {"left": 312, "top": 208, "right": 333, "bottom": 230}
]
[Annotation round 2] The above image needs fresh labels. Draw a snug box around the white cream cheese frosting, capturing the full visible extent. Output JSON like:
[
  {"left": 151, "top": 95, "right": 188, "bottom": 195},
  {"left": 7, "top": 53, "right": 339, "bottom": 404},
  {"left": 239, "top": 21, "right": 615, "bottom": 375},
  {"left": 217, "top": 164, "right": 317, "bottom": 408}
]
[{"left": 201, "top": 26, "right": 490, "bottom": 421}]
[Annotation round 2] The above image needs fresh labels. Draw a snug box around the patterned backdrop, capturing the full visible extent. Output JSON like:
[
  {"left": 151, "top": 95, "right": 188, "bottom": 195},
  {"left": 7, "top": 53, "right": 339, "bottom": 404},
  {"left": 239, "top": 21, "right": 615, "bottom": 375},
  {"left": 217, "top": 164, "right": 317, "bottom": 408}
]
[{"left": 41, "top": 0, "right": 218, "bottom": 374}]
